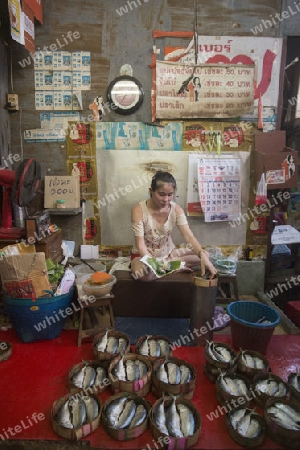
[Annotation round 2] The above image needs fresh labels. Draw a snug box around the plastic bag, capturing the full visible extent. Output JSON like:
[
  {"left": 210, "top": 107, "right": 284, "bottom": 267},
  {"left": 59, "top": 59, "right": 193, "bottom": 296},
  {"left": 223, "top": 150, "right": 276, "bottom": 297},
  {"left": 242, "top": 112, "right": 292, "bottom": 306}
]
[
  {"left": 255, "top": 173, "right": 267, "bottom": 206},
  {"left": 206, "top": 246, "right": 241, "bottom": 275}
]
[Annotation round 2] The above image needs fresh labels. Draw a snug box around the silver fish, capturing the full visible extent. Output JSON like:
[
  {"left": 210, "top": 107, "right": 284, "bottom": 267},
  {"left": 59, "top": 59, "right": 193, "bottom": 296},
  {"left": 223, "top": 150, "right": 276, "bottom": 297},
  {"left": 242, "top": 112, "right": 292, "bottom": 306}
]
[
  {"left": 236, "top": 410, "right": 258, "bottom": 438},
  {"left": 241, "top": 351, "right": 255, "bottom": 369},
  {"left": 117, "top": 399, "right": 137, "bottom": 429},
  {"left": 255, "top": 379, "right": 279, "bottom": 396},
  {"left": 179, "top": 364, "right": 192, "bottom": 384},
  {"left": 96, "top": 330, "right": 109, "bottom": 352},
  {"left": 71, "top": 367, "right": 85, "bottom": 388},
  {"left": 136, "top": 360, "right": 148, "bottom": 379},
  {"left": 229, "top": 408, "right": 247, "bottom": 429},
  {"left": 176, "top": 403, "right": 195, "bottom": 437},
  {"left": 157, "top": 362, "right": 169, "bottom": 384},
  {"left": 81, "top": 395, "right": 99, "bottom": 422},
  {"left": 166, "top": 398, "right": 184, "bottom": 438},
  {"left": 154, "top": 399, "right": 169, "bottom": 435},
  {"left": 139, "top": 336, "right": 149, "bottom": 355},
  {"left": 56, "top": 399, "right": 73, "bottom": 429},
  {"left": 158, "top": 339, "right": 170, "bottom": 356},
  {"left": 68, "top": 397, "right": 86, "bottom": 429},
  {"left": 275, "top": 382, "right": 287, "bottom": 397},
  {"left": 106, "top": 396, "right": 128, "bottom": 428},
  {"left": 289, "top": 373, "right": 300, "bottom": 392},
  {"left": 148, "top": 339, "right": 160, "bottom": 357},
  {"left": 128, "top": 404, "right": 147, "bottom": 429},
  {"left": 82, "top": 365, "right": 96, "bottom": 389},
  {"left": 94, "top": 366, "right": 108, "bottom": 387},
  {"left": 235, "top": 378, "right": 248, "bottom": 396},
  {"left": 274, "top": 402, "right": 300, "bottom": 423},
  {"left": 113, "top": 356, "right": 126, "bottom": 381},
  {"left": 117, "top": 337, "right": 128, "bottom": 354},
  {"left": 207, "top": 341, "right": 232, "bottom": 363},
  {"left": 125, "top": 360, "right": 139, "bottom": 382},
  {"left": 106, "top": 336, "right": 119, "bottom": 354},
  {"left": 220, "top": 374, "right": 239, "bottom": 396},
  {"left": 166, "top": 362, "right": 181, "bottom": 385},
  {"left": 253, "top": 356, "right": 265, "bottom": 370},
  {"left": 267, "top": 404, "right": 300, "bottom": 430}
]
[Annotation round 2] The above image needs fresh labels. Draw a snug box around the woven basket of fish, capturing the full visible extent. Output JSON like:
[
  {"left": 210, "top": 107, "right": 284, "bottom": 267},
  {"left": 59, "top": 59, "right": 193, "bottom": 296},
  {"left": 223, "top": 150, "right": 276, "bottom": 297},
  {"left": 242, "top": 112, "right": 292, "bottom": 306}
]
[
  {"left": 101, "top": 391, "right": 150, "bottom": 440},
  {"left": 288, "top": 372, "right": 300, "bottom": 410},
  {"left": 152, "top": 356, "right": 196, "bottom": 400},
  {"left": 225, "top": 406, "right": 266, "bottom": 448},
  {"left": 51, "top": 393, "right": 101, "bottom": 441},
  {"left": 108, "top": 353, "right": 152, "bottom": 396},
  {"left": 150, "top": 396, "right": 201, "bottom": 449},
  {"left": 68, "top": 360, "right": 109, "bottom": 395},
  {"left": 236, "top": 349, "right": 270, "bottom": 381},
  {"left": 135, "top": 335, "right": 173, "bottom": 363},
  {"left": 264, "top": 397, "right": 300, "bottom": 449},
  {"left": 93, "top": 329, "right": 130, "bottom": 362},
  {"left": 215, "top": 372, "right": 252, "bottom": 407},
  {"left": 204, "top": 341, "right": 237, "bottom": 370},
  {"left": 0, "top": 341, "right": 12, "bottom": 362},
  {"left": 253, "top": 373, "right": 290, "bottom": 409}
]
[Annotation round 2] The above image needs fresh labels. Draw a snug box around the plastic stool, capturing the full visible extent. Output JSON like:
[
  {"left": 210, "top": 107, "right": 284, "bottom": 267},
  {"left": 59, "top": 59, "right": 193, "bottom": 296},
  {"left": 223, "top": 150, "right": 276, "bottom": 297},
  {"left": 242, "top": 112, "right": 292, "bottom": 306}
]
[{"left": 217, "top": 274, "right": 239, "bottom": 302}]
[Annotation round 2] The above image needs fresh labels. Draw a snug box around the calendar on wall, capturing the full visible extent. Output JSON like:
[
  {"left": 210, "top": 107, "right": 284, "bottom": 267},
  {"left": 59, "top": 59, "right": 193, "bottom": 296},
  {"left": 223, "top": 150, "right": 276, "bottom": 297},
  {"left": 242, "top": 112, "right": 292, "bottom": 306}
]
[{"left": 197, "top": 158, "right": 241, "bottom": 222}]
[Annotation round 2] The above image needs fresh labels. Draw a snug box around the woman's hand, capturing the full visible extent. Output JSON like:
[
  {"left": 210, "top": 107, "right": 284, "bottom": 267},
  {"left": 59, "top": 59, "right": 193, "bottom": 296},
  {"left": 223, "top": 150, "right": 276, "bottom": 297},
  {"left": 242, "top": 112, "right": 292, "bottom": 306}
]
[{"left": 199, "top": 250, "right": 218, "bottom": 279}]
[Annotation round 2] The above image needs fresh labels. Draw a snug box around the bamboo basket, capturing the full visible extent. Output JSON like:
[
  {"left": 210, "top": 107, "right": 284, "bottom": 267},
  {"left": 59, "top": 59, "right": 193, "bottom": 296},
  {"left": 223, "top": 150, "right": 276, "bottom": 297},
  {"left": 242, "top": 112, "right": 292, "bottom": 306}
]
[
  {"left": 253, "top": 373, "right": 290, "bottom": 409},
  {"left": 287, "top": 373, "right": 300, "bottom": 410},
  {"left": 204, "top": 341, "right": 237, "bottom": 370},
  {"left": 68, "top": 360, "right": 109, "bottom": 395},
  {"left": 101, "top": 391, "right": 150, "bottom": 441},
  {"left": 152, "top": 356, "right": 196, "bottom": 400},
  {"left": 135, "top": 334, "right": 173, "bottom": 364},
  {"left": 264, "top": 397, "right": 300, "bottom": 447},
  {"left": 236, "top": 350, "right": 270, "bottom": 381},
  {"left": 193, "top": 274, "right": 218, "bottom": 287},
  {"left": 93, "top": 330, "right": 130, "bottom": 362},
  {"left": 225, "top": 406, "right": 266, "bottom": 448},
  {"left": 150, "top": 396, "right": 201, "bottom": 450},
  {"left": 215, "top": 373, "right": 252, "bottom": 408},
  {"left": 51, "top": 393, "right": 101, "bottom": 441},
  {"left": 108, "top": 353, "right": 152, "bottom": 396}
]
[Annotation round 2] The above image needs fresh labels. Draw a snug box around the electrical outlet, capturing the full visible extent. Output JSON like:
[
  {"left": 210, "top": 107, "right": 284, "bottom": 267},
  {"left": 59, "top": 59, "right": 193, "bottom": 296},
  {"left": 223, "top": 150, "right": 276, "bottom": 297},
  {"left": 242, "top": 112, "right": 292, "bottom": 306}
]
[{"left": 6, "top": 93, "right": 19, "bottom": 111}]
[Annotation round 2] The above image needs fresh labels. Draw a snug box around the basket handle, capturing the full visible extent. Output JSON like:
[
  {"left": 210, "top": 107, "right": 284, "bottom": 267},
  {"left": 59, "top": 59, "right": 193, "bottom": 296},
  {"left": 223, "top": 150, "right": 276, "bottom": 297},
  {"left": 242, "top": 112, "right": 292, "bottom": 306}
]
[{"left": 43, "top": 289, "right": 55, "bottom": 297}]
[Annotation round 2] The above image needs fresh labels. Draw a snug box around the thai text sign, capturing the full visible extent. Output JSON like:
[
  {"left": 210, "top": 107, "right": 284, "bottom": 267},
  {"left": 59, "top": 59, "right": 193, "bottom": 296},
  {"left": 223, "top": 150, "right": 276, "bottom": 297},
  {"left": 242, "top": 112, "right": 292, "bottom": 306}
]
[{"left": 156, "top": 61, "right": 254, "bottom": 119}]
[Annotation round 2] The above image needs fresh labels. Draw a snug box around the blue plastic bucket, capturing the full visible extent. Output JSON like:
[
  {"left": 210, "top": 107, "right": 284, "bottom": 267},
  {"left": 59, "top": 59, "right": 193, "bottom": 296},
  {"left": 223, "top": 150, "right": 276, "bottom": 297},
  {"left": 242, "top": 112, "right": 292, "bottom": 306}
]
[{"left": 3, "top": 286, "right": 74, "bottom": 343}]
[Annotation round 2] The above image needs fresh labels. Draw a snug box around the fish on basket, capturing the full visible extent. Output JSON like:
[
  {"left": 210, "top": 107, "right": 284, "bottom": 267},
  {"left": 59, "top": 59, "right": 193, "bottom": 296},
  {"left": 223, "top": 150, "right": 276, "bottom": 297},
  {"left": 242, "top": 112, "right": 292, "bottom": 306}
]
[
  {"left": 68, "top": 361, "right": 109, "bottom": 394},
  {"left": 264, "top": 398, "right": 300, "bottom": 449},
  {"left": 135, "top": 335, "right": 173, "bottom": 362},
  {"left": 93, "top": 330, "right": 130, "bottom": 362},
  {"left": 225, "top": 406, "right": 266, "bottom": 447}
]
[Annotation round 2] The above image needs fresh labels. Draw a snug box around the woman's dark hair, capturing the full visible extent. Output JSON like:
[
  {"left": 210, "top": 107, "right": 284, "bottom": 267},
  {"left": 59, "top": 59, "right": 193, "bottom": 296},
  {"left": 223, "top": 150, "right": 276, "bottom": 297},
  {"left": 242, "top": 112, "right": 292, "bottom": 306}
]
[{"left": 151, "top": 171, "right": 177, "bottom": 191}]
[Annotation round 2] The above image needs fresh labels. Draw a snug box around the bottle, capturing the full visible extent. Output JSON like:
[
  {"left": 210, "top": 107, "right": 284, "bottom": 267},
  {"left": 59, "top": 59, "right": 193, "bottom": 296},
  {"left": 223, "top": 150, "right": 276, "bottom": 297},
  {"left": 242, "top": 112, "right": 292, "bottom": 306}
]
[
  {"left": 246, "top": 246, "right": 253, "bottom": 261},
  {"left": 117, "top": 247, "right": 123, "bottom": 257}
]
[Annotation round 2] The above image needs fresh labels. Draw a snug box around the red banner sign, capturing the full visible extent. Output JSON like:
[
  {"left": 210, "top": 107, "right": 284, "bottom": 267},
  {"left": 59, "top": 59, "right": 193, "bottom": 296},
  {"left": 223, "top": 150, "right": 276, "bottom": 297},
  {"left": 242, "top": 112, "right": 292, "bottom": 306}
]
[{"left": 23, "top": 0, "right": 42, "bottom": 23}]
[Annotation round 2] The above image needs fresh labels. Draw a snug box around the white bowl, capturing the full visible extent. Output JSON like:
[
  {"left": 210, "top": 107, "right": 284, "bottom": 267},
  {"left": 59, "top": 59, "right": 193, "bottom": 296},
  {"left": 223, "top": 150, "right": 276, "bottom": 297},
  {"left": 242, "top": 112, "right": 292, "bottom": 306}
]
[{"left": 81, "top": 274, "right": 116, "bottom": 298}]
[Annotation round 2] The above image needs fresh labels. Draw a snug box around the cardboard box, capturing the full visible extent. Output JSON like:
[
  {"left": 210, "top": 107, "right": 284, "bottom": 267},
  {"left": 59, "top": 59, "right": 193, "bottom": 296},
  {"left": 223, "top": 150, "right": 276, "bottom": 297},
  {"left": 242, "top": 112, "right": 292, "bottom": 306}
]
[
  {"left": 254, "top": 131, "right": 298, "bottom": 189},
  {"left": 0, "top": 252, "right": 51, "bottom": 300},
  {"left": 44, "top": 175, "right": 80, "bottom": 208},
  {"left": 25, "top": 210, "right": 51, "bottom": 240}
]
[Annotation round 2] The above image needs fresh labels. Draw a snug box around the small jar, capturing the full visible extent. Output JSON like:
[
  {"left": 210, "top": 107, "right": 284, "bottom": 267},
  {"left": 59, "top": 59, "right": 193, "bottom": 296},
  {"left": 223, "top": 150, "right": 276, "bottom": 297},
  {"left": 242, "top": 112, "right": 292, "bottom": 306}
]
[{"left": 56, "top": 199, "right": 66, "bottom": 209}]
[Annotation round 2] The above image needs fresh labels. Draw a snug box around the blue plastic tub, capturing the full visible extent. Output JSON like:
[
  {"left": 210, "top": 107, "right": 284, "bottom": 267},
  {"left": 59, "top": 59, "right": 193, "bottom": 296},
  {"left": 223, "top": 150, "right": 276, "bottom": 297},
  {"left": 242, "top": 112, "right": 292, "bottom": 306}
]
[
  {"left": 3, "top": 286, "right": 74, "bottom": 343},
  {"left": 227, "top": 300, "right": 280, "bottom": 354}
]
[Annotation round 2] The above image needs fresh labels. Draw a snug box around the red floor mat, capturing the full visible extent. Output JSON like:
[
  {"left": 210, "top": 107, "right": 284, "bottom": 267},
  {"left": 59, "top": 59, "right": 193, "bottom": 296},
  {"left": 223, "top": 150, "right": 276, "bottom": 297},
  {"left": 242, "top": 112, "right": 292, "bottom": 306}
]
[{"left": 0, "top": 329, "right": 299, "bottom": 449}]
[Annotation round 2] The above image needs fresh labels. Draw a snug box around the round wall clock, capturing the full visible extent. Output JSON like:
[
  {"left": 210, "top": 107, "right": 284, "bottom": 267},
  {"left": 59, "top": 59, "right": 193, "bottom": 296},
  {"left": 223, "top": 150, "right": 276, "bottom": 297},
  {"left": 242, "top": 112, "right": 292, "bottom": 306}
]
[{"left": 106, "top": 76, "right": 144, "bottom": 115}]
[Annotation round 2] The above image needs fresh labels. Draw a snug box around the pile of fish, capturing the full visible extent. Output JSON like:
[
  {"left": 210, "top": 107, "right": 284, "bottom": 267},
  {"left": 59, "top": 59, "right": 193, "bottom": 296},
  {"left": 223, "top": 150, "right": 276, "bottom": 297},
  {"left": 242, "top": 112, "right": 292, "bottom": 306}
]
[
  {"left": 153, "top": 397, "right": 196, "bottom": 438},
  {"left": 206, "top": 341, "right": 236, "bottom": 367},
  {"left": 95, "top": 331, "right": 128, "bottom": 354},
  {"left": 156, "top": 360, "right": 193, "bottom": 385},
  {"left": 105, "top": 396, "right": 147, "bottom": 429},
  {"left": 112, "top": 356, "right": 149, "bottom": 382},
  {"left": 218, "top": 372, "right": 249, "bottom": 397},
  {"left": 289, "top": 372, "right": 300, "bottom": 393},
  {"left": 238, "top": 350, "right": 266, "bottom": 370},
  {"left": 71, "top": 362, "right": 108, "bottom": 389},
  {"left": 266, "top": 402, "right": 300, "bottom": 431},
  {"left": 138, "top": 336, "right": 171, "bottom": 358},
  {"left": 56, "top": 395, "right": 99, "bottom": 429},
  {"left": 228, "top": 408, "right": 263, "bottom": 439},
  {"left": 254, "top": 377, "right": 287, "bottom": 398}
]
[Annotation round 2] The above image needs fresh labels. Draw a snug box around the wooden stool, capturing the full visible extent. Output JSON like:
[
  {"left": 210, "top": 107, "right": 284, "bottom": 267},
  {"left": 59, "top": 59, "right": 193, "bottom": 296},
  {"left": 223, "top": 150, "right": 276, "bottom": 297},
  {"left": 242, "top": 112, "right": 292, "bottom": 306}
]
[
  {"left": 217, "top": 274, "right": 239, "bottom": 303},
  {"left": 77, "top": 283, "right": 115, "bottom": 346}
]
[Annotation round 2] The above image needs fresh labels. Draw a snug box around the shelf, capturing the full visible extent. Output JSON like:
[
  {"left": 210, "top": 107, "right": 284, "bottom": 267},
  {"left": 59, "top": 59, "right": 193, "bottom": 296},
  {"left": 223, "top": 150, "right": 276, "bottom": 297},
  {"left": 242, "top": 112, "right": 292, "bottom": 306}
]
[{"left": 45, "top": 208, "right": 82, "bottom": 216}]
